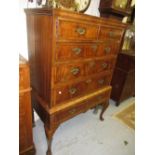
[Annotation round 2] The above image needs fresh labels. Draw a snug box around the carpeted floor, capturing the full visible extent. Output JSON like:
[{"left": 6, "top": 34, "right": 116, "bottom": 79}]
[
  {"left": 113, "top": 102, "right": 135, "bottom": 130},
  {"left": 33, "top": 97, "right": 135, "bottom": 155}
]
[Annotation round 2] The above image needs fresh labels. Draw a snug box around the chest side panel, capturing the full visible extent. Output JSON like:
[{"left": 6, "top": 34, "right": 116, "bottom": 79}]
[{"left": 26, "top": 13, "right": 53, "bottom": 107}]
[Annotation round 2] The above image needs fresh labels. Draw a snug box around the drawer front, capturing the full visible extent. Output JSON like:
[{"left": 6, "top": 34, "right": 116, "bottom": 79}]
[
  {"left": 97, "top": 41, "right": 120, "bottom": 56},
  {"left": 19, "top": 67, "right": 30, "bottom": 90},
  {"left": 54, "top": 81, "right": 85, "bottom": 105},
  {"left": 99, "top": 27, "right": 123, "bottom": 41},
  {"left": 85, "top": 44, "right": 100, "bottom": 58},
  {"left": 94, "top": 73, "right": 112, "bottom": 90},
  {"left": 55, "top": 101, "right": 87, "bottom": 123},
  {"left": 55, "top": 43, "right": 101, "bottom": 61},
  {"left": 55, "top": 43, "right": 85, "bottom": 61},
  {"left": 54, "top": 87, "right": 111, "bottom": 123},
  {"left": 54, "top": 72, "right": 111, "bottom": 105},
  {"left": 86, "top": 58, "right": 115, "bottom": 75},
  {"left": 84, "top": 74, "right": 111, "bottom": 93},
  {"left": 54, "top": 63, "right": 85, "bottom": 83},
  {"left": 57, "top": 19, "right": 99, "bottom": 40},
  {"left": 87, "top": 89, "right": 111, "bottom": 108}
]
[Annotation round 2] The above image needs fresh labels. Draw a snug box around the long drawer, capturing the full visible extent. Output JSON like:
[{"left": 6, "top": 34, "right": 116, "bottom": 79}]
[
  {"left": 53, "top": 57, "right": 115, "bottom": 84},
  {"left": 53, "top": 72, "right": 112, "bottom": 105},
  {"left": 55, "top": 42, "right": 120, "bottom": 61},
  {"left": 53, "top": 87, "right": 111, "bottom": 123}
]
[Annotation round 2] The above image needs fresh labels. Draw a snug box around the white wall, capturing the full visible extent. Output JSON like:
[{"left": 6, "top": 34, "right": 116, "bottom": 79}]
[
  {"left": 85, "top": 0, "right": 101, "bottom": 17},
  {"left": 19, "top": 1, "right": 28, "bottom": 59}
]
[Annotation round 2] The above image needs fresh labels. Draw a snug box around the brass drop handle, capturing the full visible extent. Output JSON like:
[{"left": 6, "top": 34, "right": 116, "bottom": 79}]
[
  {"left": 69, "top": 87, "right": 77, "bottom": 95},
  {"left": 102, "top": 63, "right": 108, "bottom": 69},
  {"left": 109, "top": 31, "right": 115, "bottom": 37},
  {"left": 104, "top": 47, "right": 111, "bottom": 53},
  {"left": 86, "top": 79, "right": 92, "bottom": 84},
  {"left": 98, "top": 79, "right": 105, "bottom": 85},
  {"left": 69, "top": 108, "right": 76, "bottom": 114},
  {"left": 76, "top": 28, "right": 86, "bottom": 35},
  {"left": 70, "top": 67, "right": 80, "bottom": 75},
  {"left": 72, "top": 47, "right": 82, "bottom": 55},
  {"left": 92, "top": 45, "right": 97, "bottom": 52}
]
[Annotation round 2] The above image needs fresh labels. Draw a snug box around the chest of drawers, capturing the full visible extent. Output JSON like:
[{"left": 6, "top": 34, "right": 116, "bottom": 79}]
[
  {"left": 19, "top": 55, "right": 35, "bottom": 155},
  {"left": 25, "top": 8, "right": 126, "bottom": 155}
]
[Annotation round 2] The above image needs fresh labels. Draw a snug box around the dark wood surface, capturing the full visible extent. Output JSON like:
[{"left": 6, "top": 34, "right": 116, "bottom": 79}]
[
  {"left": 99, "top": 0, "right": 132, "bottom": 20},
  {"left": 25, "top": 8, "right": 126, "bottom": 155},
  {"left": 111, "top": 52, "right": 135, "bottom": 106},
  {"left": 19, "top": 55, "right": 35, "bottom": 155}
]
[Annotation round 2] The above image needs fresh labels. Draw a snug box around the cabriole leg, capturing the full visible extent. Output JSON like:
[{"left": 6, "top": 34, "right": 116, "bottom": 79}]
[
  {"left": 44, "top": 124, "right": 59, "bottom": 155},
  {"left": 100, "top": 101, "right": 109, "bottom": 121},
  {"left": 46, "top": 137, "right": 52, "bottom": 155}
]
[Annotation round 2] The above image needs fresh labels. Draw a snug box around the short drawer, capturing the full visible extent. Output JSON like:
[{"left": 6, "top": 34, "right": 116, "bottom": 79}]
[
  {"left": 86, "top": 58, "right": 116, "bottom": 75},
  {"left": 94, "top": 73, "right": 112, "bottom": 90},
  {"left": 97, "top": 41, "right": 120, "bottom": 56},
  {"left": 54, "top": 81, "right": 85, "bottom": 105},
  {"left": 57, "top": 19, "right": 99, "bottom": 40},
  {"left": 99, "top": 27, "right": 123, "bottom": 41},
  {"left": 84, "top": 73, "right": 112, "bottom": 92},
  {"left": 55, "top": 43, "right": 85, "bottom": 61},
  {"left": 54, "top": 63, "right": 85, "bottom": 83},
  {"left": 87, "top": 89, "right": 111, "bottom": 108}
]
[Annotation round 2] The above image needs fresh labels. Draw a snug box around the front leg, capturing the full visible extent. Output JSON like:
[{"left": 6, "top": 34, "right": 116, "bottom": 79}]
[
  {"left": 100, "top": 100, "right": 109, "bottom": 121},
  {"left": 46, "top": 136, "right": 52, "bottom": 155},
  {"left": 44, "top": 124, "right": 59, "bottom": 155}
]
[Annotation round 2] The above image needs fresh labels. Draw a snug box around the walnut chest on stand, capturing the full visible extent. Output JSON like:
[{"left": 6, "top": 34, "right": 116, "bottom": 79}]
[{"left": 25, "top": 8, "right": 126, "bottom": 155}]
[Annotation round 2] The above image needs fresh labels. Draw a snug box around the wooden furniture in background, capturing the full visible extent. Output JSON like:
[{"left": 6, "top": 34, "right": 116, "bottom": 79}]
[
  {"left": 111, "top": 23, "right": 135, "bottom": 106},
  {"left": 110, "top": 51, "right": 135, "bottom": 106},
  {"left": 25, "top": 8, "right": 126, "bottom": 155},
  {"left": 19, "top": 55, "right": 35, "bottom": 155},
  {"left": 99, "top": 0, "right": 133, "bottom": 20}
]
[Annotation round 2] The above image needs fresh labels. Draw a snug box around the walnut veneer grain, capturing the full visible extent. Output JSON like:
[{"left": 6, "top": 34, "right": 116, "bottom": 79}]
[
  {"left": 19, "top": 55, "right": 35, "bottom": 155},
  {"left": 25, "top": 8, "right": 126, "bottom": 155}
]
